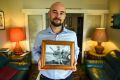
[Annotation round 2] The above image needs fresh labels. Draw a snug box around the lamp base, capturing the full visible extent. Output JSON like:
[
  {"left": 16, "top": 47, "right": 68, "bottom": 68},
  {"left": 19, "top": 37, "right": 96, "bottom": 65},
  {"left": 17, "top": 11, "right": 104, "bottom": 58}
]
[
  {"left": 13, "top": 42, "right": 24, "bottom": 55},
  {"left": 14, "top": 51, "right": 24, "bottom": 55},
  {"left": 95, "top": 42, "right": 104, "bottom": 54}
]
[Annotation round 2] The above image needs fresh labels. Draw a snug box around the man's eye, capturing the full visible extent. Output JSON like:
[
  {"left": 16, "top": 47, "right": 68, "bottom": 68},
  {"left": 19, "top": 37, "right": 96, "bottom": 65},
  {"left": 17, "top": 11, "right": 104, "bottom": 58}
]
[
  {"left": 60, "top": 13, "right": 64, "bottom": 15},
  {"left": 52, "top": 11, "right": 65, "bottom": 15}
]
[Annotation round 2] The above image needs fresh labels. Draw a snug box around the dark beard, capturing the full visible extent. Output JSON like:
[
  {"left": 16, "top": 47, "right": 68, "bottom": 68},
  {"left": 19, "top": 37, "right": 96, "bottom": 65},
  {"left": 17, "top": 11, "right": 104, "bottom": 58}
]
[
  {"left": 50, "top": 18, "right": 63, "bottom": 27},
  {"left": 51, "top": 21, "right": 62, "bottom": 27}
]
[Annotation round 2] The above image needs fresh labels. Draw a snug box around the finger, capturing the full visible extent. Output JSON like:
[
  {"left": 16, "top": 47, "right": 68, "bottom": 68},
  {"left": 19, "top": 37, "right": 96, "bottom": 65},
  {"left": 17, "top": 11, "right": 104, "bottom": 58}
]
[
  {"left": 73, "top": 61, "right": 77, "bottom": 66},
  {"left": 38, "top": 59, "right": 41, "bottom": 70},
  {"left": 38, "top": 60, "right": 46, "bottom": 71},
  {"left": 72, "top": 66, "right": 77, "bottom": 72}
]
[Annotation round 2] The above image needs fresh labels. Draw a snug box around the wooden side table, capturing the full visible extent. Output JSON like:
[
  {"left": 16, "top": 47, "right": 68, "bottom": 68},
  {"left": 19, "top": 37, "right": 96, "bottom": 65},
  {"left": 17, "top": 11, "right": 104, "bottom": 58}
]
[
  {"left": 84, "top": 51, "right": 106, "bottom": 60},
  {"left": 9, "top": 51, "right": 30, "bottom": 61},
  {"left": 10, "top": 55, "right": 24, "bottom": 62},
  {"left": 9, "top": 51, "right": 31, "bottom": 70}
]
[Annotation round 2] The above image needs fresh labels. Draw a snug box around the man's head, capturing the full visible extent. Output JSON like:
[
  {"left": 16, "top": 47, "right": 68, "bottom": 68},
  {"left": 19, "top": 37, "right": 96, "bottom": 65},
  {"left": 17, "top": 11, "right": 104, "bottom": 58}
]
[{"left": 48, "top": 2, "right": 66, "bottom": 27}]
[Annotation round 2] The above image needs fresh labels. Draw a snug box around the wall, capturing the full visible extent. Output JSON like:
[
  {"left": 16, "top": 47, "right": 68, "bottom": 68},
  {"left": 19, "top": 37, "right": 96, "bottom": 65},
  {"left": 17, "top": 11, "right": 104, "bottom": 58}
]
[
  {"left": 23, "top": 0, "right": 108, "bottom": 9},
  {"left": 0, "top": 0, "right": 108, "bottom": 49},
  {"left": 107, "top": 0, "right": 120, "bottom": 49},
  {"left": 0, "top": 0, "right": 24, "bottom": 48},
  {"left": 0, "top": 30, "right": 8, "bottom": 47}
]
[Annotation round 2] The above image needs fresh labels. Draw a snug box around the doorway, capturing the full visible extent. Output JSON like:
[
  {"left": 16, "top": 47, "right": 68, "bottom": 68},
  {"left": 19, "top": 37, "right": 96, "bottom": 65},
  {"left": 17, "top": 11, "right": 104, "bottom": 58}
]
[
  {"left": 63, "top": 13, "right": 84, "bottom": 64},
  {"left": 46, "top": 13, "right": 84, "bottom": 52}
]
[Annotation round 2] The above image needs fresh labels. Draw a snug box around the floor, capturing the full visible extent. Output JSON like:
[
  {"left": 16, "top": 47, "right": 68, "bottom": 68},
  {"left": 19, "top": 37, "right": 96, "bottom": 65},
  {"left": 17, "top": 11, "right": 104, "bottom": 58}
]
[
  {"left": 28, "top": 64, "right": 89, "bottom": 80},
  {"left": 28, "top": 64, "right": 39, "bottom": 80},
  {"left": 73, "top": 64, "right": 89, "bottom": 80}
]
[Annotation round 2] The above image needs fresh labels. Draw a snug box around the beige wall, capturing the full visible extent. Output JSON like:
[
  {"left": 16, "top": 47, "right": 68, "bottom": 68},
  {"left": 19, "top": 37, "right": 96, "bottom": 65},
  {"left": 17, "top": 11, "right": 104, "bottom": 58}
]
[
  {"left": 23, "top": 0, "right": 108, "bottom": 9},
  {"left": 107, "top": 0, "right": 120, "bottom": 49},
  {"left": 0, "top": 0, "right": 109, "bottom": 49},
  {"left": 0, "top": 0, "right": 24, "bottom": 48},
  {"left": 0, "top": 0, "right": 108, "bottom": 27}
]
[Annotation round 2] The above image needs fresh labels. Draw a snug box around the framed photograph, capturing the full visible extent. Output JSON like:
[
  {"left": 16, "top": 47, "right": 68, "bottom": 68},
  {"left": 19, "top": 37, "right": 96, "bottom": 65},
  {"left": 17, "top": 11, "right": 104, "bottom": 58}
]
[
  {"left": 111, "top": 14, "right": 120, "bottom": 29},
  {"left": 0, "top": 11, "right": 5, "bottom": 30},
  {"left": 41, "top": 40, "right": 75, "bottom": 70}
]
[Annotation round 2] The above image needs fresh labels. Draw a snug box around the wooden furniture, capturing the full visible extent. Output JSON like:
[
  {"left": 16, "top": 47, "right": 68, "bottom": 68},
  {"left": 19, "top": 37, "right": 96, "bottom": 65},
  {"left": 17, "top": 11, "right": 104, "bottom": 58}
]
[
  {"left": 9, "top": 51, "right": 31, "bottom": 70},
  {"left": 84, "top": 51, "right": 106, "bottom": 60}
]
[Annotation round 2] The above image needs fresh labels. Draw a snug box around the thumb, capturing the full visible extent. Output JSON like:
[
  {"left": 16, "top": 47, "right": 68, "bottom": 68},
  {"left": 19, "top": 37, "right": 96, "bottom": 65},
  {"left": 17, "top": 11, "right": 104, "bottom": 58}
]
[
  {"left": 38, "top": 59, "right": 41, "bottom": 70},
  {"left": 72, "top": 62, "right": 77, "bottom": 72}
]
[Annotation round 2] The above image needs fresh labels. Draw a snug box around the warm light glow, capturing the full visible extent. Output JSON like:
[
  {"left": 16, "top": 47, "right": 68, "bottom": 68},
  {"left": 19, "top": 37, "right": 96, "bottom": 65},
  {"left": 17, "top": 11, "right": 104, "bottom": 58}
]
[
  {"left": 9, "top": 27, "right": 26, "bottom": 42},
  {"left": 13, "top": 16, "right": 25, "bottom": 27},
  {"left": 92, "top": 28, "right": 108, "bottom": 42},
  {"left": 104, "top": 41, "right": 120, "bottom": 53},
  {"left": 8, "top": 27, "right": 26, "bottom": 55},
  {"left": 84, "top": 40, "right": 119, "bottom": 55},
  {"left": 91, "top": 28, "right": 108, "bottom": 54},
  {"left": 84, "top": 40, "right": 97, "bottom": 52}
]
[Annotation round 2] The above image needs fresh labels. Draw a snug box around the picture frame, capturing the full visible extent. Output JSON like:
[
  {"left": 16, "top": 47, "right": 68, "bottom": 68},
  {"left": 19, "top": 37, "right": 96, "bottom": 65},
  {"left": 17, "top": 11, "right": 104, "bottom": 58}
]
[
  {"left": 41, "top": 40, "right": 75, "bottom": 70},
  {"left": 0, "top": 11, "right": 5, "bottom": 30},
  {"left": 111, "top": 14, "right": 120, "bottom": 29}
]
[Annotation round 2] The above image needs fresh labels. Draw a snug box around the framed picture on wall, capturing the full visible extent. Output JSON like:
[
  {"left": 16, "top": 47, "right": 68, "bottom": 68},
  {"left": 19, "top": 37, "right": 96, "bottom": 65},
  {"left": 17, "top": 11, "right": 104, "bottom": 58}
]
[
  {"left": 111, "top": 14, "right": 120, "bottom": 29},
  {"left": 40, "top": 40, "right": 75, "bottom": 70},
  {"left": 0, "top": 11, "right": 5, "bottom": 30}
]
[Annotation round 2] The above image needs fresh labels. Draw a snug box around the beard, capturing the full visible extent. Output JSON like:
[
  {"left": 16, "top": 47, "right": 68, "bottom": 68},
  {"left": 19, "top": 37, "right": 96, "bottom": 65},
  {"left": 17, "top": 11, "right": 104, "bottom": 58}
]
[{"left": 50, "top": 18, "right": 63, "bottom": 27}]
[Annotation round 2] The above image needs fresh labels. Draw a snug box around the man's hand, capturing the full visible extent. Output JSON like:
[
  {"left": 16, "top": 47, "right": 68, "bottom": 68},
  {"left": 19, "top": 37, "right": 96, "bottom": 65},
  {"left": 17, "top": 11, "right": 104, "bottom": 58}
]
[
  {"left": 38, "top": 59, "right": 41, "bottom": 70},
  {"left": 38, "top": 58, "right": 46, "bottom": 71},
  {"left": 72, "top": 62, "right": 77, "bottom": 72},
  {"left": 72, "top": 65, "right": 77, "bottom": 72}
]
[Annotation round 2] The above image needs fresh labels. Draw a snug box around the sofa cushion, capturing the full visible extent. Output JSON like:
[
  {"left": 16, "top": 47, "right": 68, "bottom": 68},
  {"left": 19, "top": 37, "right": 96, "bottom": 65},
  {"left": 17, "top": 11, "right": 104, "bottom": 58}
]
[
  {"left": 105, "top": 50, "right": 120, "bottom": 73},
  {"left": 88, "top": 67, "right": 112, "bottom": 80},
  {"left": 86, "top": 60, "right": 104, "bottom": 68},
  {"left": 86, "top": 60, "right": 116, "bottom": 80},
  {"left": 12, "top": 70, "right": 29, "bottom": 80},
  {"left": 0, "top": 53, "right": 9, "bottom": 68},
  {"left": 115, "top": 73, "right": 120, "bottom": 80}
]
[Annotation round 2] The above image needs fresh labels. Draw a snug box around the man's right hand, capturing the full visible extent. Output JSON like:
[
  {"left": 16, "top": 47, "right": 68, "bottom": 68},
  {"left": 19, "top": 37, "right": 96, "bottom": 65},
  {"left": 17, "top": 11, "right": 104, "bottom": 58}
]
[
  {"left": 38, "top": 59, "right": 41, "bottom": 70},
  {"left": 38, "top": 58, "right": 46, "bottom": 71}
]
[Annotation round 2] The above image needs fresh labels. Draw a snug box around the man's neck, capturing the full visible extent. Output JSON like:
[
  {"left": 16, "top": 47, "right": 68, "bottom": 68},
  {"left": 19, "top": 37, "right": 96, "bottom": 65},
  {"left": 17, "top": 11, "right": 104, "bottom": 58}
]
[{"left": 50, "top": 25, "right": 63, "bottom": 34}]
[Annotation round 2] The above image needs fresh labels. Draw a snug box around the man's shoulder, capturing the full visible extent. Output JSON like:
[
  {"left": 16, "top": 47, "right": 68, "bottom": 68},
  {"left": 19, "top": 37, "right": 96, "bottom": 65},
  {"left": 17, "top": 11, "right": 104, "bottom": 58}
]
[
  {"left": 36, "top": 29, "right": 48, "bottom": 37},
  {"left": 38, "top": 29, "right": 48, "bottom": 34},
  {"left": 65, "top": 28, "right": 76, "bottom": 34}
]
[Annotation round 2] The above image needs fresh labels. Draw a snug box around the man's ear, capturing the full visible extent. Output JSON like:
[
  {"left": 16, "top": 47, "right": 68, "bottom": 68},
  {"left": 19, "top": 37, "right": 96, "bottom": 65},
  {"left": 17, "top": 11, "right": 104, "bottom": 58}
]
[
  {"left": 48, "top": 11, "right": 50, "bottom": 18},
  {"left": 65, "top": 14, "right": 66, "bottom": 18}
]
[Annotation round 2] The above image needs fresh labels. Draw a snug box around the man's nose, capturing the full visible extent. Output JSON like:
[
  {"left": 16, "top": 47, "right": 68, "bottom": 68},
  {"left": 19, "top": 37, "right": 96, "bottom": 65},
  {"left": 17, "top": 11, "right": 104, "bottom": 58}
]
[{"left": 56, "top": 13, "right": 61, "bottom": 18}]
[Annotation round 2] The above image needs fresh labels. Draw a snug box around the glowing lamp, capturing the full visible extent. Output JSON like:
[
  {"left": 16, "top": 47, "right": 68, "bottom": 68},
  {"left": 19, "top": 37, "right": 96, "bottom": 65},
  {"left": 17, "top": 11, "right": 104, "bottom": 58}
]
[
  {"left": 92, "top": 28, "right": 108, "bottom": 54},
  {"left": 9, "top": 27, "right": 26, "bottom": 55}
]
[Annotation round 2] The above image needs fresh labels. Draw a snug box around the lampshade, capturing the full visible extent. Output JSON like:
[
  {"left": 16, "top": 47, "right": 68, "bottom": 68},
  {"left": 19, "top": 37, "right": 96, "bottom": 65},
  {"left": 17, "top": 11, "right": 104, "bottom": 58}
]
[
  {"left": 9, "top": 27, "right": 26, "bottom": 42},
  {"left": 92, "top": 28, "right": 108, "bottom": 42}
]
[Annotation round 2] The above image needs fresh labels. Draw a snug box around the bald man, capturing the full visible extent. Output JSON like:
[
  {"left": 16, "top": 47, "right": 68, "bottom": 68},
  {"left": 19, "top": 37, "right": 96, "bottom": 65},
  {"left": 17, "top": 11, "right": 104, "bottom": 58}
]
[{"left": 32, "top": 2, "right": 79, "bottom": 80}]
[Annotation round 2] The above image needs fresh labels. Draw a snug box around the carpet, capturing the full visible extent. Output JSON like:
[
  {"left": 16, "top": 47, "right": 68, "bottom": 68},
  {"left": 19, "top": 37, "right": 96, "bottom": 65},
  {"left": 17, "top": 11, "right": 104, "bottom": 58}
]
[
  {"left": 27, "top": 64, "right": 39, "bottom": 80},
  {"left": 73, "top": 64, "right": 89, "bottom": 80}
]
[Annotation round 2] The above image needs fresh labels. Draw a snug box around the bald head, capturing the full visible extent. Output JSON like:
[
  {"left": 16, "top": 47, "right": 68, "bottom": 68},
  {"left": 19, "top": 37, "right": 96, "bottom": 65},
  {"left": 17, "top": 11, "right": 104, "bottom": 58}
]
[{"left": 49, "top": 2, "right": 66, "bottom": 12}]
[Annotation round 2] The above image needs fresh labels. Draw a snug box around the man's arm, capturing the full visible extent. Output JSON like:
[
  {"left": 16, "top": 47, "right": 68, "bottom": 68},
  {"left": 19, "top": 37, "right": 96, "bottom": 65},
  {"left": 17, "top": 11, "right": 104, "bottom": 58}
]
[
  {"left": 73, "top": 32, "right": 80, "bottom": 64},
  {"left": 32, "top": 34, "right": 42, "bottom": 63}
]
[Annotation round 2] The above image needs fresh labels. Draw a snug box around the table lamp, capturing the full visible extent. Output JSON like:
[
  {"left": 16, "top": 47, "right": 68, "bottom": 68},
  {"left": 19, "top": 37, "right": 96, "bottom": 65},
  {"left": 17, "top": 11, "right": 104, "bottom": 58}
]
[
  {"left": 9, "top": 27, "right": 26, "bottom": 55},
  {"left": 92, "top": 28, "right": 108, "bottom": 54}
]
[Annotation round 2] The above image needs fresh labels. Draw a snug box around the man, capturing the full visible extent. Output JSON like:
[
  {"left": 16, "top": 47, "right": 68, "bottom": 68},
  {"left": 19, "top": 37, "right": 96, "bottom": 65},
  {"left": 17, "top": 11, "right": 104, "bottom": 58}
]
[{"left": 32, "top": 2, "right": 79, "bottom": 80}]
